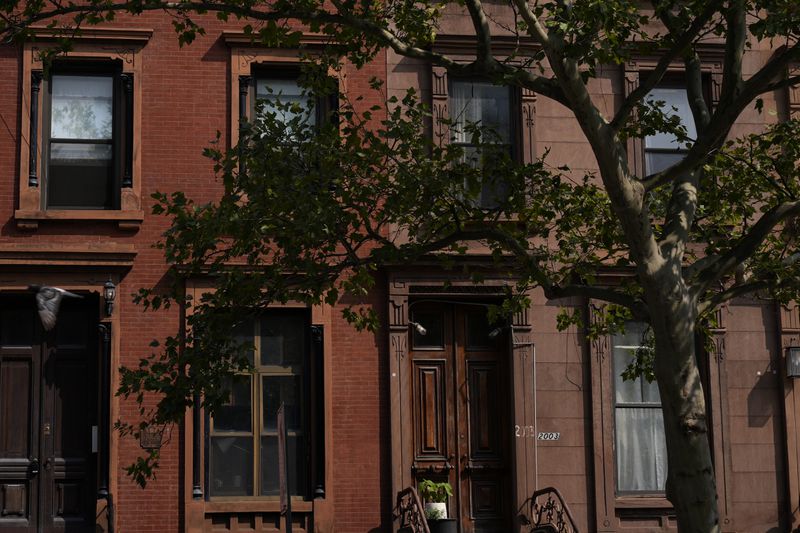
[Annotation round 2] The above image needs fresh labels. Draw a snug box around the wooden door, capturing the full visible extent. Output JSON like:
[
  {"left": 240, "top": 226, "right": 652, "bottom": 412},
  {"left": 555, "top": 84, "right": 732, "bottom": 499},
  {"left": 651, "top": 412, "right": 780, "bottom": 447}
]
[
  {"left": 0, "top": 295, "right": 98, "bottom": 533},
  {"left": 408, "top": 304, "right": 511, "bottom": 533}
]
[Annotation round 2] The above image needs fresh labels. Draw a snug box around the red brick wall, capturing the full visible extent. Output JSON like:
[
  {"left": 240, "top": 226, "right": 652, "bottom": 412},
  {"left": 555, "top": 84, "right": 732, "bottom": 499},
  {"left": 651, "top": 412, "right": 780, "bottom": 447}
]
[{"left": 0, "top": 13, "right": 389, "bottom": 533}]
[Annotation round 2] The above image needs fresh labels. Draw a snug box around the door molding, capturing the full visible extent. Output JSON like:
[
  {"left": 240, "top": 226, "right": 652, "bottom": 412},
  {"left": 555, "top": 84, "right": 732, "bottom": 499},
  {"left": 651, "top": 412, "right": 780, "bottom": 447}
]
[{"left": 387, "top": 271, "right": 532, "bottom": 531}]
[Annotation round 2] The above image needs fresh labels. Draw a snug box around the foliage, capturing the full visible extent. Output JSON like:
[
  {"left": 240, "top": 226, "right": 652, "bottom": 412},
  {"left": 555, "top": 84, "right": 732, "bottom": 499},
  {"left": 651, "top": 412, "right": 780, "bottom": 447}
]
[{"left": 418, "top": 479, "right": 453, "bottom": 504}]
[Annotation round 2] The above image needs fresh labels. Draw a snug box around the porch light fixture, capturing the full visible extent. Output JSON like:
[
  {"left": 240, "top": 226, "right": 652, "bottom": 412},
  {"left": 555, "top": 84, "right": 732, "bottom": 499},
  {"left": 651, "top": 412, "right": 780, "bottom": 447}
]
[
  {"left": 787, "top": 346, "right": 800, "bottom": 378},
  {"left": 103, "top": 278, "right": 116, "bottom": 317},
  {"left": 409, "top": 321, "right": 427, "bottom": 336},
  {"left": 488, "top": 326, "right": 504, "bottom": 340}
]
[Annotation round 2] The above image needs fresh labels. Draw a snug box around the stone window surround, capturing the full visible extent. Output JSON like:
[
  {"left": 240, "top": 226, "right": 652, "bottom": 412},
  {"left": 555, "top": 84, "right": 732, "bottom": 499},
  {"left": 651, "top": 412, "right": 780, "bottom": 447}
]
[{"left": 16, "top": 27, "right": 151, "bottom": 231}]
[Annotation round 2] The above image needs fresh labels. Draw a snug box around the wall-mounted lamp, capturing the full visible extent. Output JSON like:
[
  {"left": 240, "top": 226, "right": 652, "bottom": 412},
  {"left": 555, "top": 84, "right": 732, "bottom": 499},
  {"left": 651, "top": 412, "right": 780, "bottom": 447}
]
[
  {"left": 488, "top": 326, "right": 504, "bottom": 340},
  {"left": 103, "top": 278, "right": 116, "bottom": 317},
  {"left": 787, "top": 347, "right": 800, "bottom": 378},
  {"left": 409, "top": 321, "right": 427, "bottom": 336}
]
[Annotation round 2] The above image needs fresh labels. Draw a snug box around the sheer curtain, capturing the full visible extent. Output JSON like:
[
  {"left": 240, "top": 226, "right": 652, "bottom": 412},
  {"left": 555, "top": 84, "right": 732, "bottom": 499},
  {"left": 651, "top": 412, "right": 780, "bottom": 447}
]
[{"left": 613, "top": 323, "right": 667, "bottom": 492}]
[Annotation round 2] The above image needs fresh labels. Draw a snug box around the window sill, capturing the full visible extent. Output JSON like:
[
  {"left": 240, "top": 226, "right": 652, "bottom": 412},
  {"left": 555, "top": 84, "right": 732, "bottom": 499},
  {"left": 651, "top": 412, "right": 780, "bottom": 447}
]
[
  {"left": 615, "top": 495, "right": 673, "bottom": 509},
  {"left": 15, "top": 209, "right": 144, "bottom": 231},
  {"left": 204, "top": 499, "right": 313, "bottom": 513}
]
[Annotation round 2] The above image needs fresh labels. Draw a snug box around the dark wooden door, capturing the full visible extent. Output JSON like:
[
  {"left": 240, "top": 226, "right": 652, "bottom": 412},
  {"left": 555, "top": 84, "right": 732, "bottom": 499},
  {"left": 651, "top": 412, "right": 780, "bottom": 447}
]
[
  {"left": 409, "top": 304, "right": 511, "bottom": 533},
  {"left": 0, "top": 296, "right": 98, "bottom": 533}
]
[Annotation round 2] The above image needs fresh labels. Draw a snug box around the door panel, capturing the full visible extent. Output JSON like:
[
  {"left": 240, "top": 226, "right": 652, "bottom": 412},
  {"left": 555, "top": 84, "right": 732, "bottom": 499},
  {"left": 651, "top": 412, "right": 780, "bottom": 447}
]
[
  {"left": 0, "top": 301, "right": 40, "bottom": 533},
  {"left": 0, "top": 296, "right": 98, "bottom": 533},
  {"left": 409, "top": 304, "right": 510, "bottom": 533}
]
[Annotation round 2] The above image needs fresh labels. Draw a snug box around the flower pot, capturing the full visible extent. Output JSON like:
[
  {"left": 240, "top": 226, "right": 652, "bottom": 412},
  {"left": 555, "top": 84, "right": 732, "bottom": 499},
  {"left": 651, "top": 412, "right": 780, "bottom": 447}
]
[
  {"left": 427, "top": 518, "right": 457, "bottom": 533},
  {"left": 424, "top": 502, "right": 447, "bottom": 519}
]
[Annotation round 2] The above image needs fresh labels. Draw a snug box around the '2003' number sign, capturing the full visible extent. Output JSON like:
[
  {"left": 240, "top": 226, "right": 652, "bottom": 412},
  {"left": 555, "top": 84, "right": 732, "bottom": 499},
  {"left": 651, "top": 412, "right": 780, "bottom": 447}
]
[{"left": 514, "top": 426, "right": 561, "bottom": 441}]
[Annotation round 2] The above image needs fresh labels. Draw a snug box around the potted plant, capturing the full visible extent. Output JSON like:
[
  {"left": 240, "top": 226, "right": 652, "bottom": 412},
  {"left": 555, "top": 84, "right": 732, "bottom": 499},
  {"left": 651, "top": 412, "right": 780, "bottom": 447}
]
[{"left": 418, "top": 480, "right": 456, "bottom": 533}]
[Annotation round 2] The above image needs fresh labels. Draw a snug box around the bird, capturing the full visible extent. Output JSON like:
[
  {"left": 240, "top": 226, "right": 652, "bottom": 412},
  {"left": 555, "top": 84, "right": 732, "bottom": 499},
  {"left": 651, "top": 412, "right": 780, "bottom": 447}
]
[{"left": 28, "top": 285, "right": 83, "bottom": 331}]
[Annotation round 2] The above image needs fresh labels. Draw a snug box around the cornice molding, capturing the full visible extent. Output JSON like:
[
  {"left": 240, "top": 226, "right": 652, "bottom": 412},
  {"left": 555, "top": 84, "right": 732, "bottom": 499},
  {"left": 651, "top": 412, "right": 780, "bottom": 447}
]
[{"left": 27, "top": 26, "right": 153, "bottom": 43}]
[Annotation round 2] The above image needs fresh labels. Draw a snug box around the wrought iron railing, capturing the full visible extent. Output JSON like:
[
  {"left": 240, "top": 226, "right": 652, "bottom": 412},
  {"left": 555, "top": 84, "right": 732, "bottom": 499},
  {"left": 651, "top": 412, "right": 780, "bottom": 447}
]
[
  {"left": 394, "top": 487, "right": 431, "bottom": 533},
  {"left": 519, "top": 486, "right": 579, "bottom": 533}
]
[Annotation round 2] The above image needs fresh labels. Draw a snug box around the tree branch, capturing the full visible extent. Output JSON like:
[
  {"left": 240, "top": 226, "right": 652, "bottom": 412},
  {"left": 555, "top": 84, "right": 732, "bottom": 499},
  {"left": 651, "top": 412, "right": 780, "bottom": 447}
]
[
  {"left": 611, "top": 1, "right": 719, "bottom": 131},
  {"left": 463, "top": 0, "right": 492, "bottom": 64},
  {"left": 692, "top": 199, "right": 800, "bottom": 297}
]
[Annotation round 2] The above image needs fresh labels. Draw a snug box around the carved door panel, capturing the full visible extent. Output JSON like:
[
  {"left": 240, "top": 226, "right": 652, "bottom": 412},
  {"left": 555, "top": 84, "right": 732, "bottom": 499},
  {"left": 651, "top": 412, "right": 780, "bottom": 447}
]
[
  {"left": 408, "top": 304, "right": 510, "bottom": 533},
  {"left": 0, "top": 296, "right": 97, "bottom": 533}
]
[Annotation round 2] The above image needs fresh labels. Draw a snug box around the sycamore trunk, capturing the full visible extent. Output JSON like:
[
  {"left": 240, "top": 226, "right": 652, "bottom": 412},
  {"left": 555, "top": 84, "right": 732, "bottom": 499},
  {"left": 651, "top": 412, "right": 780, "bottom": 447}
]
[{"left": 647, "top": 280, "right": 720, "bottom": 533}]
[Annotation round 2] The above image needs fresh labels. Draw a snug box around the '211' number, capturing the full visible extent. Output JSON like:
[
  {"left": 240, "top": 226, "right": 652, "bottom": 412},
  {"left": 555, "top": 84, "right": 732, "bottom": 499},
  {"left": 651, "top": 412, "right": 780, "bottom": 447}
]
[{"left": 514, "top": 426, "right": 561, "bottom": 441}]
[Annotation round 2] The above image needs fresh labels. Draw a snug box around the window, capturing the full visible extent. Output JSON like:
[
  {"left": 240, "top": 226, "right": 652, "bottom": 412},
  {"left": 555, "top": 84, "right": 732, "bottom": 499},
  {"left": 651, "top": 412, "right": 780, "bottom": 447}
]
[
  {"left": 17, "top": 29, "right": 148, "bottom": 229},
  {"left": 644, "top": 85, "right": 697, "bottom": 175},
  {"left": 254, "top": 74, "right": 317, "bottom": 128},
  {"left": 449, "top": 79, "right": 513, "bottom": 208},
  {"left": 208, "top": 310, "right": 319, "bottom": 499},
  {"left": 43, "top": 62, "right": 128, "bottom": 210},
  {"left": 611, "top": 322, "right": 667, "bottom": 493}
]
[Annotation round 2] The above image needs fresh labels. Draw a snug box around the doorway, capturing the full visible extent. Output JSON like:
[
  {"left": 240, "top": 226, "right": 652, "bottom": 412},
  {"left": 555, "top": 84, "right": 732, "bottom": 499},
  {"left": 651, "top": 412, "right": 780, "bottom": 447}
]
[
  {"left": 408, "top": 303, "right": 511, "bottom": 533},
  {"left": 0, "top": 294, "right": 99, "bottom": 532}
]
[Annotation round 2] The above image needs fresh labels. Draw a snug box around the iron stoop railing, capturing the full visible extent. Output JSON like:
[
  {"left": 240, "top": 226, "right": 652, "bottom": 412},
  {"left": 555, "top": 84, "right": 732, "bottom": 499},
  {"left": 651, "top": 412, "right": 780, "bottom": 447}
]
[{"left": 393, "top": 486, "right": 578, "bottom": 533}]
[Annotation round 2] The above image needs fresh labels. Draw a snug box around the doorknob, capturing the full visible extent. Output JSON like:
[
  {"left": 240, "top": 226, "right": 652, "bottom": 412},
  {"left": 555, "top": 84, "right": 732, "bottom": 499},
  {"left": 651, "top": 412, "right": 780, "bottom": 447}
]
[{"left": 29, "top": 458, "right": 39, "bottom": 476}]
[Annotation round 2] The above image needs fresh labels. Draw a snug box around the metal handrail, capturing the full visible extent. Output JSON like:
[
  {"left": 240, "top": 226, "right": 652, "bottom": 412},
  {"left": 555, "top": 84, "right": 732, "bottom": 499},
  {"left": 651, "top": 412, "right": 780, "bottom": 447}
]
[
  {"left": 393, "top": 487, "right": 431, "bottom": 533},
  {"left": 519, "top": 486, "right": 579, "bottom": 533}
]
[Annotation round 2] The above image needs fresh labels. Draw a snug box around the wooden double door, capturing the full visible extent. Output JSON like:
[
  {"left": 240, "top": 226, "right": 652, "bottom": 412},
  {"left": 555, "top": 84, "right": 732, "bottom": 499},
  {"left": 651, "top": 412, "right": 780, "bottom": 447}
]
[
  {"left": 0, "top": 295, "right": 98, "bottom": 533},
  {"left": 408, "top": 304, "right": 511, "bottom": 533}
]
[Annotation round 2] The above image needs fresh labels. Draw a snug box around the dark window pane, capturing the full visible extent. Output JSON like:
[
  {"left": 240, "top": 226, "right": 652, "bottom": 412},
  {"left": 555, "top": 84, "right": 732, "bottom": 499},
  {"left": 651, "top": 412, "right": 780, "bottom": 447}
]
[
  {"left": 465, "top": 310, "right": 501, "bottom": 349},
  {"left": 54, "top": 306, "right": 89, "bottom": 346},
  {"left": 262, "top": 375, "right": 302, "bottom": 431},
  {"left": 51, "top": 75, "right": 113, "bottom": 140},
  {"left": 214, "top": 376, "right": 252, "bottom": 432},
  {"left": 232, "top": 319, "right": 255, "bottom": 365},
  {"left": 48, "top": 143, "right": 113, "bottom": 209},
  {"left": 209, "top": 436, "right": 253, "bottom": 496},
  {"left": 260, "top": 315, "right": 306, "bottom": 366},
  {"left": 411, "top": 311, "right": 444, "bottom": 349},
  {"left": 0, "top": 308, "right": 34, "bottom": 346},
  {"left": 259, "top": 435, "right": 306, "bottom": 496}
]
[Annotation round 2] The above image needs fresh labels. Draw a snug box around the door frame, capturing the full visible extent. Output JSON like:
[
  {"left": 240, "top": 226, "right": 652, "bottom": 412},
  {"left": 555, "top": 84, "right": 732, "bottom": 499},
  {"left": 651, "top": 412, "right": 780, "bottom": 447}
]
[
  {"left": 387, "top": 271, "right": 535, "bottom": 531},
  {"left": 0, "top": 273, "right": 120, "bottom": 533}
]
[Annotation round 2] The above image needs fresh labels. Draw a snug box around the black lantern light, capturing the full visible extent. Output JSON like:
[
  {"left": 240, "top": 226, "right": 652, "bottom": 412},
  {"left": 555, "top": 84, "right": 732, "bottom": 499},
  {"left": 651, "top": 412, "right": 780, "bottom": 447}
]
[{"left": 103, "top": 278, "right": 116, "bottom": 317}]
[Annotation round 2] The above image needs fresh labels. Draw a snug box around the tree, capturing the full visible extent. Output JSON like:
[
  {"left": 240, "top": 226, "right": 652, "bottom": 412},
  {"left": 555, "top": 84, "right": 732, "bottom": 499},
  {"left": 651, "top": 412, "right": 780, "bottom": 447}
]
[{"left": 4, "top": 1, "right": 800, "bottom": 531}]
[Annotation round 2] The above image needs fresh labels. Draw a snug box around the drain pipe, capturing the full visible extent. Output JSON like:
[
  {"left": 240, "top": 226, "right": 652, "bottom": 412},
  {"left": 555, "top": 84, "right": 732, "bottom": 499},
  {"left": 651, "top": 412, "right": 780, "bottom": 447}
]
[{"left": 98, "top": 323, "right": 114, "bottom": 533}]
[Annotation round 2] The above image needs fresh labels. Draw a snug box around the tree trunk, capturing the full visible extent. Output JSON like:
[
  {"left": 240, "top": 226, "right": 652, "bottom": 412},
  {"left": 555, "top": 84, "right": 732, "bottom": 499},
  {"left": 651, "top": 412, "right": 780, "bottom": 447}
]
[{"left": 648, "top": 284, "right": 720, "bottom": 533}]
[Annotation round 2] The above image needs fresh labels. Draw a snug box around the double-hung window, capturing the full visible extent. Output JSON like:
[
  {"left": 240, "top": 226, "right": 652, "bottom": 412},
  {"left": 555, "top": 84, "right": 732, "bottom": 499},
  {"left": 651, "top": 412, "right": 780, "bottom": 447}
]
[
  {"left": 208, "top": 310, "right": 315, "bottom": 499},
  {"left": 644, "top": 84, "right": 697, "bottom": 175},
  {"left": 449, "top": 80, "right": 514, "bottom": 209},
  {"left": 612, "top": 322, "right": 667, "bottom": 493},
  {"left": 44, "top": 62, "right": 126, "bottom": 210},
  {"left": 255, "top": 74, "right": 317, "bottom": 128}
]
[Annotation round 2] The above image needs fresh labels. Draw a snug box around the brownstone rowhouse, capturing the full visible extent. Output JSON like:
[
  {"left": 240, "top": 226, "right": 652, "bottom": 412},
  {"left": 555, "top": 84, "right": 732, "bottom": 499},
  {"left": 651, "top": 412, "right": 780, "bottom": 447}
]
[{"left": 0, "top": 8, "right": 797, "bottom": 533}]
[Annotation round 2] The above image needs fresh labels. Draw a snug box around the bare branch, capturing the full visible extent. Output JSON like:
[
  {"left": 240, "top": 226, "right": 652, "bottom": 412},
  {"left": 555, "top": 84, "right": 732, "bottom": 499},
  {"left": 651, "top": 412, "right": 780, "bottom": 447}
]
[{"left": 697, "top": 279, "right": 770, "bottom": 315}]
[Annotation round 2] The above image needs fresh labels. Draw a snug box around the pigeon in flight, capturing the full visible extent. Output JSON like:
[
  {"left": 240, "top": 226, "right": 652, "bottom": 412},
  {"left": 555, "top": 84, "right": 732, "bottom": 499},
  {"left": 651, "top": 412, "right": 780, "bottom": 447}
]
[{"left": 28, "top": 285, "right": 83, "bottom": 331}]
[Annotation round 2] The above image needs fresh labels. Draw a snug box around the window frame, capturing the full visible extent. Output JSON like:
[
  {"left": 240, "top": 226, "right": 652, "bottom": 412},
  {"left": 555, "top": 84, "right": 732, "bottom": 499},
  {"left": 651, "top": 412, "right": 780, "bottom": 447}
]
[
  {"left": 206, "top": 309, "right": 313, "bottom": 501},
  {"left": 41, "top": 60, "right": 123, "bottom": 211},
  {"left": 17, "top": 28, "right": 149, "bottom": 230},
  {"left": 447, "top": 77, "right": 517, "bottom": 209}
]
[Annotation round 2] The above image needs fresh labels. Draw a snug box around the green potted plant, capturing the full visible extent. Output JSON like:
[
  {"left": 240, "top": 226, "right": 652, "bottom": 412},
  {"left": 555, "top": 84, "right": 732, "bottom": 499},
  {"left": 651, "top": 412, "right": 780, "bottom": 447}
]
[{"left": 418, "top": 480, "right": 456, "bottom": 533}]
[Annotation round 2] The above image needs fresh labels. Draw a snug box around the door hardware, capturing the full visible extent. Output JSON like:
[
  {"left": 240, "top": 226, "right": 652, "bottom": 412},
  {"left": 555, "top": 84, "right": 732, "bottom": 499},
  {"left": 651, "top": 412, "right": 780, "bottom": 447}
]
[
  {"left": 42, "top": 422, "right": 51, "bottom": 436},
  {"left": 29, "top": 458, "right": 39, "bottom": 476}
]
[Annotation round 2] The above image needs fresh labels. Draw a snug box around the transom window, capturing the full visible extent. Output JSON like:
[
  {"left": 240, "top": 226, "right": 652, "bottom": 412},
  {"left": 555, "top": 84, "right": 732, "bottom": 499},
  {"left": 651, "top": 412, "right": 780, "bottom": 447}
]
[
  {"left": 208, "top": 310, "right": 310, "bottom": 498},
  {"left": 612, "top": 322, "right": 667, "bottom": 493},
  {"left": 449, "top": 79, "right": 513, "bottom": 209}
]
